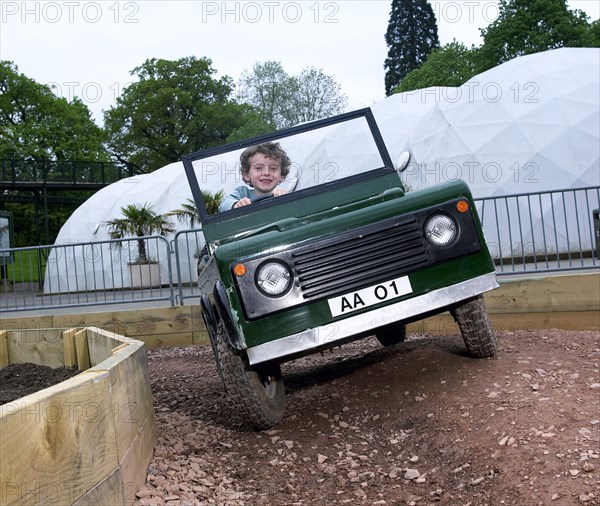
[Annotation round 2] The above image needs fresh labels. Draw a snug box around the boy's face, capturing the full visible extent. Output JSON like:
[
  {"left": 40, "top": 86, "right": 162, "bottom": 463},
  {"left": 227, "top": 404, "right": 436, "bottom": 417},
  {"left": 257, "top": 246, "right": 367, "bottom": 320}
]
[{"left": 243, "top": 153, "right": 285, "bottom": 195}]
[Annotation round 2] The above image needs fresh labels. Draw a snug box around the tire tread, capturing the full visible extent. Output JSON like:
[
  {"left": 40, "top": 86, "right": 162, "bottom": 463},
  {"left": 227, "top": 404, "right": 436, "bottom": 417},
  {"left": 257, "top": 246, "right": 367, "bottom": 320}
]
[
  {"left": 451, "top": 295, "right": 498, "bottom": 358},
  {"left": 215, "top": 322, "right": 285, "bottom": 430}
]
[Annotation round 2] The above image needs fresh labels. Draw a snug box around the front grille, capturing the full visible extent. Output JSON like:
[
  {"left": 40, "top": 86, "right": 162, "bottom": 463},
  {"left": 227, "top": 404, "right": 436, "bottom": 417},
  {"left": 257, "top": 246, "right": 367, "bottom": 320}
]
[{"left": 290, "top": 216, "right": 428, "bottom": 301}]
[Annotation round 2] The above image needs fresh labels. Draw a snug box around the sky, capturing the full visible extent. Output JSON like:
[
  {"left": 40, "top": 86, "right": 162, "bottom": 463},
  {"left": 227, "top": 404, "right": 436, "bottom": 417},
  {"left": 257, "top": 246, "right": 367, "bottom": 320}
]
[{"left": 1, "top": 0, "right": 598, "bottom": 125}]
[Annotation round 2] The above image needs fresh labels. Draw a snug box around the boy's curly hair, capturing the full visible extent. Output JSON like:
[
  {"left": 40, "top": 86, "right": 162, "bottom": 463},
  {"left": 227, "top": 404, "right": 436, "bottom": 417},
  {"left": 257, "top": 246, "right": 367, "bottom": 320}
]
[{"left": 240, "top": 142, "right": 291, "bottom": 178}]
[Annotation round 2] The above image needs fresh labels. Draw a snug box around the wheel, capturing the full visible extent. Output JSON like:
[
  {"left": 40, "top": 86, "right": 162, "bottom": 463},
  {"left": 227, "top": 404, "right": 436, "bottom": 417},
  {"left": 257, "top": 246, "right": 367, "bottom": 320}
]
[
  {"left": 214, "top": 321, "right": 285, "bottom": 430},
  {"left": 450, "top": 295, "right": 498, "bottom": 358},
  {"left": 375, "top": 322, "right": 407, "bottom": 347}
]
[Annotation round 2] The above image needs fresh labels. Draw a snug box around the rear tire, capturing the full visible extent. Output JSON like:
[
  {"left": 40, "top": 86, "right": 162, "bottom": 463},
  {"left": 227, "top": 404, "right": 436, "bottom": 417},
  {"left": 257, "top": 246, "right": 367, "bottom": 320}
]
[
  {"left": 375, "top": 322, "right": 407, "bottom": 347},
  {"left": 214, "top": 321, "right": 285, "bottom": 430},
  {"left": 451, "top": 295, "right": 498, "bottom": 358}
]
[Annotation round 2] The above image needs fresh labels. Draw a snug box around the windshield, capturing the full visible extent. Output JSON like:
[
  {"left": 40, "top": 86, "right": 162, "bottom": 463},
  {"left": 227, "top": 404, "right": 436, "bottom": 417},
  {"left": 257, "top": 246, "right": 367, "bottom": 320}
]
[{"left": 182, "top": 109, "right": 395, "bottom": 224}]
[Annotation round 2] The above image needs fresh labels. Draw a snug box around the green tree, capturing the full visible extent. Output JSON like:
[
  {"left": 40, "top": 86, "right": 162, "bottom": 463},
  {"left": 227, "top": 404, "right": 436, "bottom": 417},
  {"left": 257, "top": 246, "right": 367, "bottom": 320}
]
[
  {"left": 226, "top": 113, "right": 274, "bottom": 143},
  {"left": 582, "top": 19, "right": 600, "bottom": 47},
  {"left": 286, "top": 67, "right": 349, "bottom": 126},
  {"left": 477, "top": 0, "right": 594, "bottom": 72},
  {"left": 0, "top": 61, "right": 107, "bottom": 162},
  {"left": 104, "top": 203, "right": 175, "bottom": 263},
  {"left": 237, "top": 61, "right": 291, "bottom": 129},
  {"left": 237, "top": 61, "right": 348, "bottom": 129},
  {"left": 384, "top": 0, "right": 440, "bottom": 96},
  {"left": 394, "top": 41, "right": 479, "bottom": 93},
  {"left": 104, "top": 56, "right": 262, "bottom": 173},
  {"left": 0, "top": 61, "right": 108, "bottom": 246}
]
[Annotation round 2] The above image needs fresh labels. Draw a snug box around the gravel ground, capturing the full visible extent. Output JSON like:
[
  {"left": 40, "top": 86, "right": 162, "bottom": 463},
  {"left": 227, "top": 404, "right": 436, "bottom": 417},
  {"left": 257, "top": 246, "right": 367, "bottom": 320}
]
[{"left": 137, "top": 329, "right": 600, "bottom": 505}]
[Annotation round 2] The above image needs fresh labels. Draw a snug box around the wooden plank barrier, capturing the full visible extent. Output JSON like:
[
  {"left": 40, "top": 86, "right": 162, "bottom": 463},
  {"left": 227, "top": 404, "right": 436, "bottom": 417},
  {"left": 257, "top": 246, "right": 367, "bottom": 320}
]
[
  {"left": 0, "top": 331, "right": 8, "bottom": 368},
  {"left": 0, "top": 273, "right": 598, "bottom": 350},
  {"left": 0, "top": 327, "right": 156, "bottom": 506},
  {"left": 408, "top": 272, "right": 600, "bottom": 334}
]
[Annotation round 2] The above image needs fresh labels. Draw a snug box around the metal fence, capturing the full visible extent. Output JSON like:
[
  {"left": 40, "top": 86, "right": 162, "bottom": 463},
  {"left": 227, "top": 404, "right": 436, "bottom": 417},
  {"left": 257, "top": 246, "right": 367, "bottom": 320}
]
[
  {"left": 0, "top": 159, "right": 138, "bottom": 188},
  {"left": 1, "top": 236, "right": 174, "bottom": 313},
  {"left": 1, "top": 186, "right": 598, "bottom": 313},
  {"left": 475, "top": 186, "right": 599, "bottom": 275},
  {"left": 172, "top": 228, "right": 205, "bottom": 305}
]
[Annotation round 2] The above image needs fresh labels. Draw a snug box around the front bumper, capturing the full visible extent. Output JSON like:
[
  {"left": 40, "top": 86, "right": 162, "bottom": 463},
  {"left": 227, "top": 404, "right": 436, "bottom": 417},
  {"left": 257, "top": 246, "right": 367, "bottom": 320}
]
[{"left": 246, "top": 272, "right": 498, "bottom": 365}]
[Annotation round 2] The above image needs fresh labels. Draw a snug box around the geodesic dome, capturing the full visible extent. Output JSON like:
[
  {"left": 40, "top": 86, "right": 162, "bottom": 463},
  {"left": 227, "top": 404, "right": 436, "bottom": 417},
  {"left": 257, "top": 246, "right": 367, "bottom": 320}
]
[
  {"left": 387, "top": 47, "right": 599, "bottom": 196},
  {"left": 45, "top": 48, "right": 600, "bottom": 293},
  {"left": 377, "top": 47, "right": 599, "bottom": 260}
]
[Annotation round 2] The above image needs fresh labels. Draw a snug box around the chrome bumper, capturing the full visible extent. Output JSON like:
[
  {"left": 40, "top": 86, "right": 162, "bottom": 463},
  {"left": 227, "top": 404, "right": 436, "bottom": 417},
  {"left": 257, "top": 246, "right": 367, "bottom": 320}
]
[{"left": 246, "top": 272, "right": 498, "bottom": 365}]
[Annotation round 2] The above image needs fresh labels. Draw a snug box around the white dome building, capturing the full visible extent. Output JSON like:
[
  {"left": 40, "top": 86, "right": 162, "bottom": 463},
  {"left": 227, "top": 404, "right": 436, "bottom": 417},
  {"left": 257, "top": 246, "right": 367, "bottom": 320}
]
[{"left": 45, "top": 48, "right": 600, "bottom": 292}]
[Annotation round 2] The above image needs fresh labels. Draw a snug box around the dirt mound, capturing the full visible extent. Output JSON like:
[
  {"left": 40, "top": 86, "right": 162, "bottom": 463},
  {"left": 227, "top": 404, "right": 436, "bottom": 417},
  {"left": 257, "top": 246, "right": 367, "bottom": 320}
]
[{"left": 138, "top": 329, "right": 600, "bottom": 505}]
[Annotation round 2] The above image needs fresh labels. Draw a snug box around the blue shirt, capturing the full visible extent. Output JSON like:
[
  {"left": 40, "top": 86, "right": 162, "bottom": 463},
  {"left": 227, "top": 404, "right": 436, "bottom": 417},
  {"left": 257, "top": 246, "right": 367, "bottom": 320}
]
[{"left": 219, "top": 186, "right": 256, "bottom": 212}]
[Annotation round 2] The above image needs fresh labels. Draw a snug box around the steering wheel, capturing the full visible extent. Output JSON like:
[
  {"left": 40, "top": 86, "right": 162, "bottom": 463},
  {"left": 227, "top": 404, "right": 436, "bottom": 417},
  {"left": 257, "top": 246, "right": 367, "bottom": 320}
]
[{"left": 251, "top": 193, "right": 274, "bottom": 203}]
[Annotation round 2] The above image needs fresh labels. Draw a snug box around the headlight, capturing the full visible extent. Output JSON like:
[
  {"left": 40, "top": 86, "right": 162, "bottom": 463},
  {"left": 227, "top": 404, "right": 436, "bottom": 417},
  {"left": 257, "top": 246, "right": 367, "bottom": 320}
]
[
  {"left": 425, "top": 214, "right": 457, "bottom": 246},
  {"left": 256, "top": 261, "right": 292, "bottom": 296}
]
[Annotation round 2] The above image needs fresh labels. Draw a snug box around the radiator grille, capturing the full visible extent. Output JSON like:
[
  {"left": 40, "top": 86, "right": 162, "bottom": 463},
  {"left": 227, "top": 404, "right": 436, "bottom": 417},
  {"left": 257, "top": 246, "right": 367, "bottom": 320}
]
[{"left": 290, "top": 217, "right": 428, "bottom": 300}]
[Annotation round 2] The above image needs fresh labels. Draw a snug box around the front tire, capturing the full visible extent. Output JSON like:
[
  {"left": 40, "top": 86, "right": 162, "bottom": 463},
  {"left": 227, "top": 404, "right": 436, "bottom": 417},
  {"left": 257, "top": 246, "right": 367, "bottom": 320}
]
[
  {"left": 451, "top": 295, "right": 498, "bottom": 358},
  {"left": 214, "top": 321, "right": 285, "bottom": 430}
]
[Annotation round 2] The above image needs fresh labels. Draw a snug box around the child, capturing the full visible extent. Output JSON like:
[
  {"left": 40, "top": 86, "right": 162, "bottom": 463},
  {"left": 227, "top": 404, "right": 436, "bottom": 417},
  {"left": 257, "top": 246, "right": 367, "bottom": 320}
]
[{"left": 219, "top": 142, "right": 292, "bottom": 212}]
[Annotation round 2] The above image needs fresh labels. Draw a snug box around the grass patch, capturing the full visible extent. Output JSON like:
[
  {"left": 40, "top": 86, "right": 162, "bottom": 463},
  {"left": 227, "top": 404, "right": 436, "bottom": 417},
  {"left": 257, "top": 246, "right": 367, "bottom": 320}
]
[{"left": 3, "top": 249, "right": 47, "bottom": 283}]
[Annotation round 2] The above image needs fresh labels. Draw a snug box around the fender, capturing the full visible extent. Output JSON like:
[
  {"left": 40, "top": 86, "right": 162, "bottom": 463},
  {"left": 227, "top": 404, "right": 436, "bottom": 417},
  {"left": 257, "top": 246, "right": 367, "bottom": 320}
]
[
  {"left": 199, "top": 293, "right": 226, "bottom": 386},
  {"left": 200, "top": 294, "right": 218, "bottom": 339},
  {"left": 213, "top": 281, "right": 244, "bottom": 350}
]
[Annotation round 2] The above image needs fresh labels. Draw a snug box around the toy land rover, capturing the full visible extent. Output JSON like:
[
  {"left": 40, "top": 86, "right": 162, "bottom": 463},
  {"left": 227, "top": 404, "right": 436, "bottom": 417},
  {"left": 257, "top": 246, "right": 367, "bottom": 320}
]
[{"left": 182, "top": 108, "right": 498, "bottom": 430}]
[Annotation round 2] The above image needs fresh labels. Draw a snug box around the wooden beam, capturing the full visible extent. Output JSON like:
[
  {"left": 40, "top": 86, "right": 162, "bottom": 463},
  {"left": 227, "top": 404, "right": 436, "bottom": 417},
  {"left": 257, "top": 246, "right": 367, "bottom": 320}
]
[
  {"left": 0, "top": 370, "right": 119, "bottom": 505},
  {"left": 8, "top": 328, "right": 64, "bottom": 367},
  {"left": 74, "top": 329, "right": 90, "bottom": 371},
  {"left": 0, "top": 331, "right": 9, "bottom": 368},
  {"left": 62, "top": 328, "right": 79, "bottom": 368}
]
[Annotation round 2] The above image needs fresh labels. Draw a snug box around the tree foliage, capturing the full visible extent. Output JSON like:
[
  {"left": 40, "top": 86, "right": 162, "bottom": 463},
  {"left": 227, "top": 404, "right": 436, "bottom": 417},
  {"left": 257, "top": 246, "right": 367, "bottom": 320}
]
[
  {"left": 237, "top": 61, "right": 348, "bottom": 129},
  {"left": 0, "top": 61, "right": 108, "bottom": 246},
  {"left": 583, "top": 19, "right": 600, "bottom": 47},
  {"left": 104, "top": 56, "right": 263, "bottom": 173},
  {"left": 384, "top": 0, "right": 440, "bottom": 96},
  {"left": 477, "top": 0, "right": 594, "bottom": 71},
  {"left": 394, "top": 41, "right": 479, "bottom": 93},
  {"left": 0, "top": 61, "right": 107, "bottom": 162},
  {"left": 290, "top": 67, "right": 349, "bottom": 126},
  {"left": 391, "top": 0, "right": 598, "bottom": 94}
]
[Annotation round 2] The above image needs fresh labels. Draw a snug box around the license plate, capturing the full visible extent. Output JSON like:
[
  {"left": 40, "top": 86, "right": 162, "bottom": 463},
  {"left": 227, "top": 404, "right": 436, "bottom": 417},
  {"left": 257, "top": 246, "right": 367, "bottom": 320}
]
[{"left": 327, "top": 276, "right": 413, "bottom": 317}]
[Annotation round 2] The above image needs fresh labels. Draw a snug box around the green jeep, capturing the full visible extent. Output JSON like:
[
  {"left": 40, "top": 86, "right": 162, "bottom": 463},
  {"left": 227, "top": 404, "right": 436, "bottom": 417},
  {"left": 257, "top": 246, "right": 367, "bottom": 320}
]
[{"left": 182, "top": 108, "right": 498, "bottom": 430}]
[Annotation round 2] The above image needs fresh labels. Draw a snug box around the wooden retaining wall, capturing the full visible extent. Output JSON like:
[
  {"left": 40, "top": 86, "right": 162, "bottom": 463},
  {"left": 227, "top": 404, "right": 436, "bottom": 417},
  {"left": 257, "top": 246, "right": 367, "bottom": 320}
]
[
  {"left": 410, "top": 271, "right": 600, "bottom": 335},
  {"left": 0, "top": 273, "right": 598, "bottom": 349},
  {"left": 0, "top": 327, "right": 156, "bottom": 506}
]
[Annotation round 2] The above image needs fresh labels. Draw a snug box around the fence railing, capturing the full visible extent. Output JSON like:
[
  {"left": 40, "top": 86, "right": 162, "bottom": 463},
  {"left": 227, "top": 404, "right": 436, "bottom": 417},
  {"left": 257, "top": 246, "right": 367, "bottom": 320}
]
[
  {"left": 172, "top": 229, "right": 205, "bottom": 305},
  {"left": 1, "top": 236, "right": 174, "bottom": 312},
  {"left": 474, "top": 185, "right": 599, "bottom": 275},
  {"left": 1, "top": 186, "right": 598, "bottom": 313},
  {"left": 0, "top": 159, "right": 139, "bottom": 188}
]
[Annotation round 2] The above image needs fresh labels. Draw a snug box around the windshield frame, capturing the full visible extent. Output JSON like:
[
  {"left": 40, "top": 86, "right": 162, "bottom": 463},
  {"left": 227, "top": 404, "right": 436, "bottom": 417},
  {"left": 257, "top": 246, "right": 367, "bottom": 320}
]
[{"left": 181, "top": 108, "right": 394, "bottom": 225}]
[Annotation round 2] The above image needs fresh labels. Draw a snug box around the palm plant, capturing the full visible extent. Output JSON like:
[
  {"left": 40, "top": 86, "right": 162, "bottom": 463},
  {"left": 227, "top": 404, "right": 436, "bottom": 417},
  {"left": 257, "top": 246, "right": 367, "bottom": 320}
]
[
  {"left": 167, "top": 190, "right": 225, "bottom": 226},
  {"left": 202, "top": 190, "right": 225, "bottom": 216},
  {"left": 166, "top": 198, "right": 201, "bottom": 228},
  {"left": 104, "top": 203, "right": 175, "bottom": 264}
]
